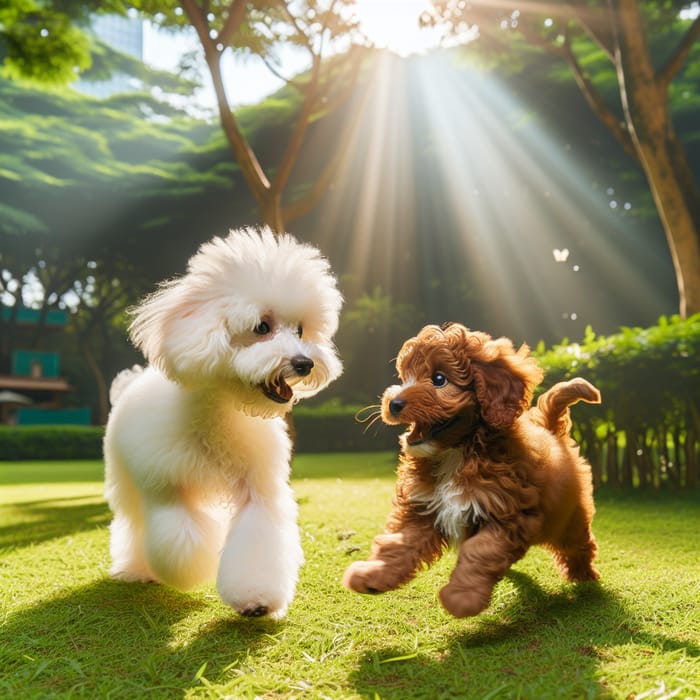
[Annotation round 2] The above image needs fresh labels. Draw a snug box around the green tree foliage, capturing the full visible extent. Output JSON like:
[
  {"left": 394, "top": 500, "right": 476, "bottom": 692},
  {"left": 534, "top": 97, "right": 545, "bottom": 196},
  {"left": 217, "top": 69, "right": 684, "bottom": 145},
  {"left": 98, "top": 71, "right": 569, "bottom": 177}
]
[
  {"left": 0, "top": 1, "right": 132, "bottom": 82},
  {"left": 2, "top": 1, "right": 372, "bottom": 231},
  {"left": 0, "top": 76, "right": 230, "bottom": 262},
  {"left": 425, "top": 0, "right": 700, "bottom": 319},
  {"left": 0, "top": 76, "right": 232, "bottom": 420}
]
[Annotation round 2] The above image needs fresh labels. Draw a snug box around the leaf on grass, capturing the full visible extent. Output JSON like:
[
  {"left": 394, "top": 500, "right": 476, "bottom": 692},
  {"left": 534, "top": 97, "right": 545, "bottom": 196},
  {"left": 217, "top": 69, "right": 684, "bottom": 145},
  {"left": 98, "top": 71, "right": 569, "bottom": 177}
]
[{"left": 378, "top": 650, "right": 419, "bottom": 664}]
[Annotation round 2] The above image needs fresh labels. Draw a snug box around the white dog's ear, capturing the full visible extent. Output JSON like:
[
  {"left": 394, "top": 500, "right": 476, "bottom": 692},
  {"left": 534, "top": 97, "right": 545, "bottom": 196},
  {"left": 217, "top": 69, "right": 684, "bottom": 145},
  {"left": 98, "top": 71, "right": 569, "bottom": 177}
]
[
  {"left": 128, "top": 279, "right": 230, "bottom": 383},
  {"left": 128, "top": 279, "right": 180, "bottom": 367}
]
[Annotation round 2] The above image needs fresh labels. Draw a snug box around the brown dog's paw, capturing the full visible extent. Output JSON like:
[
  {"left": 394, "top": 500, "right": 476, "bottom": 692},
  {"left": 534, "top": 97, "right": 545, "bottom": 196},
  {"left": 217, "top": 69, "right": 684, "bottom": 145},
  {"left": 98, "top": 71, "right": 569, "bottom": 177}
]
[
  {"left": 439, "top": 583, "right": 491, "bottom": 618},
  {"left": 342, "top": 560, "right": 393, "bottom": 594},
  {"left": 567, "top": 564, "right": 600, "bottom": 583}
]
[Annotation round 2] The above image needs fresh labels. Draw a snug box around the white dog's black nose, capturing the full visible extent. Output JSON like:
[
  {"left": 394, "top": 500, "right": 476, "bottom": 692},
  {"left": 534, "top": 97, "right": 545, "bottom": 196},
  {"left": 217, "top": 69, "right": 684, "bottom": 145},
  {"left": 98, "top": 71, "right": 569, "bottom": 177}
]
[
  {"left": 389, "top": 398, "right": 406, "bottom": 417},
  {"left": 291, "top": 355, "right": 314, "bottom": 377}
]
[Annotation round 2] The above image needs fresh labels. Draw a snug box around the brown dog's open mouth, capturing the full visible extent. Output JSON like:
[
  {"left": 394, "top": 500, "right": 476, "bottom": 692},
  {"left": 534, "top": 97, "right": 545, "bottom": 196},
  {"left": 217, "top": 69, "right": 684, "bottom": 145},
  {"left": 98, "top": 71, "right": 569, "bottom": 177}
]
[
  {"left": 406, "top": 416, "right": 461, "bottom": 446},
  {"left": 261, "top": 376, "right": 293, "bottom": 403}
]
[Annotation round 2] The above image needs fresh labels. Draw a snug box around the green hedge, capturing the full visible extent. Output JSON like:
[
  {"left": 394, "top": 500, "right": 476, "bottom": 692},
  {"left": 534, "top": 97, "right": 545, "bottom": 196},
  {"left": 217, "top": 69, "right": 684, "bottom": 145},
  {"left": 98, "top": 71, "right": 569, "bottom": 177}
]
[
  {"left": 0, "top": 425, "right": 105, "bottom": 461},
  {"left": 294, "top": 412, "right": 400, "bottom": 453},
  {"left": 0, "top": 412, "right": 399, "bottom": 460},
  {"left": 535, "top": 314, "right": 700, "bottom": 490}
]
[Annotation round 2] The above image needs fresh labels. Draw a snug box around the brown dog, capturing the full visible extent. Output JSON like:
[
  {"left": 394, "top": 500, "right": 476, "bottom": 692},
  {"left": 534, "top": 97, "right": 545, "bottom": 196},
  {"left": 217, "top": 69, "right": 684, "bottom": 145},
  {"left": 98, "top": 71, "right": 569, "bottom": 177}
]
[{"left": 343, "top": 323, "right": 601, "bottom": 617}]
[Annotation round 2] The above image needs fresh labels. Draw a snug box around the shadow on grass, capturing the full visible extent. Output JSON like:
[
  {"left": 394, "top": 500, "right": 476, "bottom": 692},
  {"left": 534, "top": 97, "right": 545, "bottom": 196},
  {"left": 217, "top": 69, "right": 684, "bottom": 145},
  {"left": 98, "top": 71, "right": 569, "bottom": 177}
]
[
  {"left": 0, "top": 496, "right": 111, "bottom": 550},
  {"left": 2, "top": 578, "right": 284, "bottom": 697},
  {"left": 349, "top": 573, "right": 699, "bottom": 699}
]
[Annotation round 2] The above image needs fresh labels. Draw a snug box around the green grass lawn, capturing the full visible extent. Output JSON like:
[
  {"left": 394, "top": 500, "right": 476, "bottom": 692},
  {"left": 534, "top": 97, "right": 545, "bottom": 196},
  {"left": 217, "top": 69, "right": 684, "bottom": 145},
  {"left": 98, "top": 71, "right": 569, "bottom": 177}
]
[{"left": 1, "top": 454, "right": 698, "bottom": 699}]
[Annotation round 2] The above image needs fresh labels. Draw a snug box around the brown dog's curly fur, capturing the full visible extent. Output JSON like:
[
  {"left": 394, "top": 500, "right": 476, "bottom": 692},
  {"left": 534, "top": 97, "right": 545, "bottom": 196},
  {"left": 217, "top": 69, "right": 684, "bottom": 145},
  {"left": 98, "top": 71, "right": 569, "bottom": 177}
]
[{"left": 343, "top": 323, "right": 601, "bottom": 617}]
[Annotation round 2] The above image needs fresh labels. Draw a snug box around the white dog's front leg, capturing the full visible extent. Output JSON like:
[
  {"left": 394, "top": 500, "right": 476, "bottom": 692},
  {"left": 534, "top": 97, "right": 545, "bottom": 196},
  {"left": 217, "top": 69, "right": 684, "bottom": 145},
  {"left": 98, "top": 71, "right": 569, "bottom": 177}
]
[
  {"left": 217, "top": 486, "right": 303, "bottom": 619},
  {"left": 143, "top": 497, "right": 225, "bottom": 591}
]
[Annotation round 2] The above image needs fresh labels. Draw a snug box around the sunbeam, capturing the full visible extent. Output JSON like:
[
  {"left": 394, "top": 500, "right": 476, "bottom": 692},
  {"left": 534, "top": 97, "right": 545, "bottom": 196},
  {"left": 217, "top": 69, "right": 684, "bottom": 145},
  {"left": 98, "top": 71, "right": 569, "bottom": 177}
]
[
  {"left": 313, "top": 47, "right": 673, "bottom": 346},
  {"left": 316, "top": 53, "right": 420, "bottom": 306}
]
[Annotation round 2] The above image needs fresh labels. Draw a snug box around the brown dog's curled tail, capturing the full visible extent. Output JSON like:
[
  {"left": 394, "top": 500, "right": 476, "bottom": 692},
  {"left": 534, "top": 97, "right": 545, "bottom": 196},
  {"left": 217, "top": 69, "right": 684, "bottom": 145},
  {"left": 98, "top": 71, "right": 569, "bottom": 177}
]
[{"left": 534, "top": 377, "right": 601, "bottom": 438}]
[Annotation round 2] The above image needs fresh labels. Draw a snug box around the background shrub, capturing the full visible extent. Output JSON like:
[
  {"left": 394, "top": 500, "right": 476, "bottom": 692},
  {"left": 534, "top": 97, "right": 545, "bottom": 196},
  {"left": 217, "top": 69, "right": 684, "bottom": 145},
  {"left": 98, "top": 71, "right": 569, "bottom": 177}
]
[
  {"left": 535, "top": 314, "right": 700, "bottom": 490},
  {"left": 0, "top": 426, "right": 104, "bottom": 461}
]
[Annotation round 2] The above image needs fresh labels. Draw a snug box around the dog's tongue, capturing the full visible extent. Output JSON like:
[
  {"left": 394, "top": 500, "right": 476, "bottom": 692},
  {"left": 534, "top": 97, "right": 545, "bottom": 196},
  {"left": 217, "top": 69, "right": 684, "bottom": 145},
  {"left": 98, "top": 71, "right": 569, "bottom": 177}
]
[{"left": 263, "top": 376, "right": 293, "bottom": 403}]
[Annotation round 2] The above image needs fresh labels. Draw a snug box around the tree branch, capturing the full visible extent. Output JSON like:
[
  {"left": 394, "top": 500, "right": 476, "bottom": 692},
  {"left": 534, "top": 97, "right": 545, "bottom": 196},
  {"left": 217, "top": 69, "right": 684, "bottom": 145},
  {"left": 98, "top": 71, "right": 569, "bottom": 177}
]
[
  {"left": 283, "top": 62, "right": 371, "bottom": 223},
  {"left": 258, "top": 52, "right": 305, "bottom": 90},
  {"left": 567, "top": 0, "right": 616, "bottom": 62},
  {"left": 658, "top": 14, "right": 700, "bottom": 88},
  {"left": 270, "top": 0, "right": 342, "bottom": 193},
  {"left": 181, "top": 0, "right": 271, "bottom": 203},
  {"left": 561, "top": 32, "right": 638, "bottom": 162},
  {"left": 272, "top": 52, "right": 322, "bottom": 193},
  {"left": 508, "top": 9, "right": 625, "bottom": 146},
  {"left": 218, "top": 0, "right": 248, "bottom": 48}
]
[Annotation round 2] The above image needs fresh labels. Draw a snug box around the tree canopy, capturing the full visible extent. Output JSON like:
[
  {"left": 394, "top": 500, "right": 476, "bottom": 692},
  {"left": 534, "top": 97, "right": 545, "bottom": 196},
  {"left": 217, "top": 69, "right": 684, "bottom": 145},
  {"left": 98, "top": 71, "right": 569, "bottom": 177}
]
[
  {"left": 2, "top": 4, "right": 699, "bottom": 417},
  {"left": 424, "top": 0, "right": 700, "bottom": 318},
  {"left": 1, "top": 1, "right": 371, "bottom": 231}
]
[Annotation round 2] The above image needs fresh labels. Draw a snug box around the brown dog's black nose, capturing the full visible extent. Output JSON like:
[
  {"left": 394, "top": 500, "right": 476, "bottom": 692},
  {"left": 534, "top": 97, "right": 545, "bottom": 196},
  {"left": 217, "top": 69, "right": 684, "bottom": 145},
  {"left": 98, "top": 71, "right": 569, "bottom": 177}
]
[
  {"left": 291, "top": 355, "right": 314, "bottom": 376},
  {"left": 389, "top": 398, "right": 406, "bottom": 417}
]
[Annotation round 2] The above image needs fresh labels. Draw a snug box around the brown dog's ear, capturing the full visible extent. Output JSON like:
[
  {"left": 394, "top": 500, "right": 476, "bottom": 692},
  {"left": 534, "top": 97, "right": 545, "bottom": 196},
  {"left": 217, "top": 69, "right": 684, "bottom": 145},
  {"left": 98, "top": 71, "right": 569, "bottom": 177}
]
[
  {"left": 471, "top": 360, "right": 528, "bottom": 429},
  {"left": 469, "top": 340, "right": 544, "bottom": 429}
]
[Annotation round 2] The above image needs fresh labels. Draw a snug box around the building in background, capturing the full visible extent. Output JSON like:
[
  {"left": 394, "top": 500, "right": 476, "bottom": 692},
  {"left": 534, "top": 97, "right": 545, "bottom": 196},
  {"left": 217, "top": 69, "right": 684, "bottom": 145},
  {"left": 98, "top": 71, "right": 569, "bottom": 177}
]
[{"left": 0, "top": 307, "right": 90, "bottom": 425}]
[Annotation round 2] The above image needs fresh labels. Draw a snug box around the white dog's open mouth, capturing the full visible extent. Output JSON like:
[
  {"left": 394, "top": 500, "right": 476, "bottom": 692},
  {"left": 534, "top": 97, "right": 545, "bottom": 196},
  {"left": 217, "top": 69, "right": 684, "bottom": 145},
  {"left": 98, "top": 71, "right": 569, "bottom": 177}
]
[{"left": 261, "top": 376, "right": 294, "bottom": 403}]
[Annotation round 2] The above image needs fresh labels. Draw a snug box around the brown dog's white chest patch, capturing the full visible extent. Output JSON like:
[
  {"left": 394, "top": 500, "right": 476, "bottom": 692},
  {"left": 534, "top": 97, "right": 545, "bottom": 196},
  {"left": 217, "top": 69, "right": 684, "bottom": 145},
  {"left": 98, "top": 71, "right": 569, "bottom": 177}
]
[{"left": 411, "top": 449, "right": 488, "bottom": 543}]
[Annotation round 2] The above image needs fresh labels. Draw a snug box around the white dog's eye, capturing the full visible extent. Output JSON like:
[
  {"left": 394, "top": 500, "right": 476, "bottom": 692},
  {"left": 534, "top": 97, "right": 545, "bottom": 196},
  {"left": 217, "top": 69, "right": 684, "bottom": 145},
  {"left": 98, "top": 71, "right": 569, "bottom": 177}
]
[
  {"left": 432, "top": 372, "right": 447, "bottom": 388},
  {"left": 297, "top": 323, "right": 303, "bottom": 338},
  {"left": 254, "top": 321, "right": 272, "bottom": 335}
]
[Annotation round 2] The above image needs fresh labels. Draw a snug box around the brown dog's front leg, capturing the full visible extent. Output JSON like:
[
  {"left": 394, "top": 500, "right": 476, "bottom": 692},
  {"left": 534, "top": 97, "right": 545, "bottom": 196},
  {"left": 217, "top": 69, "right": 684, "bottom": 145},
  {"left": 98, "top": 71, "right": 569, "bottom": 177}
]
[
  {"left": 439, "top": 526, "right": 527, "bottom": 617},
  {"left": 343, "top": 509, "right": 445, "bottom": 594}
]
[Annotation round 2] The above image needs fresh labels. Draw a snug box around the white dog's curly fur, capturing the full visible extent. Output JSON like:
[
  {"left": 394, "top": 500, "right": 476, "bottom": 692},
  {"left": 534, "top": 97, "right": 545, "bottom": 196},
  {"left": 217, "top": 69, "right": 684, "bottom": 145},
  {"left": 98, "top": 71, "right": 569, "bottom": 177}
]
[{"left": 103, "top": 227, "right": 342, "bottom": 618}]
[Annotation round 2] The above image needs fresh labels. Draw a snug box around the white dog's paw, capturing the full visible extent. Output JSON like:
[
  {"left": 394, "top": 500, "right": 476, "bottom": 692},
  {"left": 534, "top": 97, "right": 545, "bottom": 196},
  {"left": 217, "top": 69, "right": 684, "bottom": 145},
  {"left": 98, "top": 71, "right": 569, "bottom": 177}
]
[
  {"left": 109, "top": 565, "right": 157, "bottom": 584},
  {"left": 233, "top": 596, "right": 289, "bottom": 620},
  {"left": 240, "top": 604, "right": 273, "bottom": 618},
  {"left": 219, "top": 583, "right": 294, "bottom": 620}
]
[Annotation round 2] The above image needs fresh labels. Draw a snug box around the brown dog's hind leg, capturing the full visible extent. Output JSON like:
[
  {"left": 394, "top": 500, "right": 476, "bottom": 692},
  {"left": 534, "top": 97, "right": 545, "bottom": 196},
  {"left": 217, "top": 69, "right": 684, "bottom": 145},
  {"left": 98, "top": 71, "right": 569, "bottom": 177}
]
[
  {"left": 549, "top": 508, "right": 599, "bottom": 582},
  {"left": 343, "top": 509, "right": 445, "bottom": 594},
  {"left": 439, "top": 526, "right": 528, "bottom": 617}
]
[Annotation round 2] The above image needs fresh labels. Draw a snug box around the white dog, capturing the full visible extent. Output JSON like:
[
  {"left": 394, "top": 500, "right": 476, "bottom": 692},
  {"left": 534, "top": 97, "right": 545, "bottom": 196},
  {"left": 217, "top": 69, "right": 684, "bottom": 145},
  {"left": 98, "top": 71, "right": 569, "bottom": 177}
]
[{"left": 103, "top": 227, "right": 342, "bottom": 618}]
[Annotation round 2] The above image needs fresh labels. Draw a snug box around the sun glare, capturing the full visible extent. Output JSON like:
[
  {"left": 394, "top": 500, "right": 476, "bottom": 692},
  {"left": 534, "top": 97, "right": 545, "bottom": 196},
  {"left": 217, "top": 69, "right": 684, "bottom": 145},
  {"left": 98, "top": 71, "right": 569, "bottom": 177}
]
[{"left": 352, "top": 0, "right": 442, "bottom": 56}]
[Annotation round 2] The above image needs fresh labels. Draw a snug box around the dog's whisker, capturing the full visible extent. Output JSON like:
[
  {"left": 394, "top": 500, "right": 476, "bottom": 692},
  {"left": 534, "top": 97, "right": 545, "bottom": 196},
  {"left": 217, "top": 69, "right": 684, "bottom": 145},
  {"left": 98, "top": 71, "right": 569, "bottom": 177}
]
[
  {"left": 354, "top": 405, "right": 384, "bottom": 434},
  {"left": 354, "top": 405, "right": 381, "bottom": 423},
  {"left": 362, "top": 413, "right": 385, "bottom": 434}
]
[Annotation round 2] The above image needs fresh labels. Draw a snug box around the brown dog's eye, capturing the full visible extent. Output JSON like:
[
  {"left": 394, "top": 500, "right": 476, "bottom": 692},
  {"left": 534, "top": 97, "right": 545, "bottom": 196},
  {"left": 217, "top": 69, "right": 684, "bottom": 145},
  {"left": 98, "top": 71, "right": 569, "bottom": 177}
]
[
  {"left": 432, "top": 372, "right": 447, "bottom": 387},
  {"left": 254, "top": 321, "right": 271, "bottom": 335}
]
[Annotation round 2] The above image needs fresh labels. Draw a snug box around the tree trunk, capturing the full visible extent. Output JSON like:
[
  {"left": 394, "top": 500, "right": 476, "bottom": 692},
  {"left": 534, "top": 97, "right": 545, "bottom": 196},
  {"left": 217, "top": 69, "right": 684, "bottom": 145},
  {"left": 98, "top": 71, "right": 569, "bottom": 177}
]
[
  {"left": 82, "top": 340, "right": 109, "bottom": 425},
  {"left": 612, "top": 0, "right": 700, "bottom": 318},
  {"left": 261, "top": 191, "right": 286, "bottom": 234}
]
